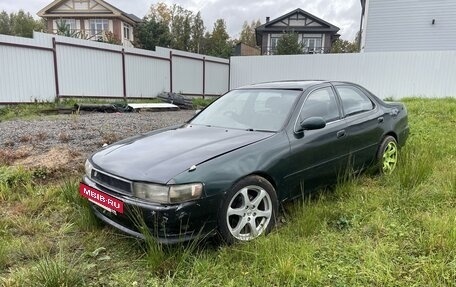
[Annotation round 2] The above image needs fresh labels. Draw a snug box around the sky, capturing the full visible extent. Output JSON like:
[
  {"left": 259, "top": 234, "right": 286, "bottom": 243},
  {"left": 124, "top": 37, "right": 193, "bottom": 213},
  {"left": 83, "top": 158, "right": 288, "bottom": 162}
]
[{"left": 0, "top": 0, "right": 362, "bottom": 41}]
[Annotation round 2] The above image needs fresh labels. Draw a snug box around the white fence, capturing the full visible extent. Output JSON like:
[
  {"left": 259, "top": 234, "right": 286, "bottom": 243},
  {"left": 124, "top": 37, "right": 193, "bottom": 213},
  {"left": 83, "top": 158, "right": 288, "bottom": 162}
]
[
  {"left": 230, "top": 51, "right": 456, "bottom": 99},
  {"left": 0, "top": 32, "right": 229, "bottom": 103},
  {"left": 2, "top": 32, "right": 456, "bottom": 103}
]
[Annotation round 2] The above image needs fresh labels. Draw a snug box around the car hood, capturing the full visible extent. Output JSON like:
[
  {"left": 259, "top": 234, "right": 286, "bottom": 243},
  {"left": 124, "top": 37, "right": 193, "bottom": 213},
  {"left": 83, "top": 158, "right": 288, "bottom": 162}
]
[{"left": 91, "top": 125, "right": 273, "bottom": 183}]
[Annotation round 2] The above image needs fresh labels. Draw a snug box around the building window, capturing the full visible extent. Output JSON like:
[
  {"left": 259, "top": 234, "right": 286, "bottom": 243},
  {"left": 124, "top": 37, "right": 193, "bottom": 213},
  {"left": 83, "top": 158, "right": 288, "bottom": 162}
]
[
  {"left": 268, "top": 33, "right": 325, "bottom": 55},
  {"left": 123, "top": 23, "right": 131, "bottom": 40},
  {"left": 89, "top": 19, "right": 109, "bottom": 39},
  {"left": 56, "top": 19, "right": 77, "bottom": 32},
  {"left": 269, "top": 34, "right": 283, "bottom": 54},
  {"left": 301, "top": 34, "right": 323, "bottom": 53}
]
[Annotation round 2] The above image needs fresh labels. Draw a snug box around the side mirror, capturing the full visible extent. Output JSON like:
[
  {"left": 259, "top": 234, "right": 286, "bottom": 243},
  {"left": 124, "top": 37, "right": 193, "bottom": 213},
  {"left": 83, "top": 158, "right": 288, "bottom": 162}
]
[{"left": 297, "top": 117, "right": 326, "bottom": 132}]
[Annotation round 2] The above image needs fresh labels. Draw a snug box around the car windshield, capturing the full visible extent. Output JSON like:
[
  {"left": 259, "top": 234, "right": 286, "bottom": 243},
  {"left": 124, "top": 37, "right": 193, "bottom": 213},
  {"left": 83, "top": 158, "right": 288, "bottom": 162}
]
[{"left": 191, "top": 89, "right": 301, "bottom": 131}]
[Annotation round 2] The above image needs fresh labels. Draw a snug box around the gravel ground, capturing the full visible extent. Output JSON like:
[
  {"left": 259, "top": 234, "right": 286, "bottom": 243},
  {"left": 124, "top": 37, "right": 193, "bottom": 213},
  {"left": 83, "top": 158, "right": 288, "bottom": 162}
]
[{"left": 0, "top": 110, "right": 195, "bottom": 170}]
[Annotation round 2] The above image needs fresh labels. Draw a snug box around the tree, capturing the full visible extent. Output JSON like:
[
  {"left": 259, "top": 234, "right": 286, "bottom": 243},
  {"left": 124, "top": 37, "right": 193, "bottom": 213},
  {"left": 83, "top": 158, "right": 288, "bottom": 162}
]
[
  {"left": 141, "top": 3, "right": 194, "bottom": 51},
  {"left": 239, "top": 19, "right": 261, "bottom": 47},
  {"left": 190, "top": 12, "right": 205, "bottom": 53},
  {"left": 170, "top": 5, "right": 193, "bottom": 51},
  {"left": 145, "top": 3, "right": 234, "bottom": 56},
  {"left": 199, "top": 31, "right": 213, "bottom": 55},
  {"left": 148, "top": 2, "right": 172, "bottom": 26},
  {"left": 331, "top": 39, "right": 359, "bottom": 53},
  {"left": 0, "top": 11, "right": 11, "bottom": 35},
  {"left": 276, "top": 31, "right": 303, "bottom": 55},
  {"left": 148, "top": 3, "right": 199, "bottom": 51},
  {"left": 102, "top": 31, "right": 121, "bottom": 45},
  {"left": 55, "top": 19, "right": 79, "bottom": 37},
  {"left": 134, "top": 16, "right": 171, "bottom": 50},
  {"left": 10, "top": 10, "right": 44, "bottom": 37},
  {"left": 0, "top": 10, "right": 45, "bottom": 38},
  {"left": 331, "top": 32, "right": 360, "bottom": 53},
  {"left": 207, "top": 19, "right": 232, "bottom": 58}
]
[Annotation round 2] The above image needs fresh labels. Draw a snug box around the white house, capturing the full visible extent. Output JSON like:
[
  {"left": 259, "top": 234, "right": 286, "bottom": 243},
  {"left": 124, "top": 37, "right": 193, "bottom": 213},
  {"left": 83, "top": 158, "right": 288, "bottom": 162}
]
[{"left": 360, "top": 0, "right": 456, "bottom": 52}]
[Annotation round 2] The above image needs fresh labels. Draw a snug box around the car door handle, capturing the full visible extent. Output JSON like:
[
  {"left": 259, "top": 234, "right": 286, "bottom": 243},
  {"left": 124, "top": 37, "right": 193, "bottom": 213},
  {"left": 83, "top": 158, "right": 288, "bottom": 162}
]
[
  {"left": 378, "top": 117, "right": 384, "bottom": 123},
  {"left": 337, "top": 130, "right": 346, "bottom": 138}
]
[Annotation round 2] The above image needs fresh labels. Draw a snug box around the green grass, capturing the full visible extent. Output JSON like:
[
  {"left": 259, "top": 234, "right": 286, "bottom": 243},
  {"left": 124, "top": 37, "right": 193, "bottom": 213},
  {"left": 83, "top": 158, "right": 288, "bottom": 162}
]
[
  {"left": 0, "top": 102, "right": 58, "bottom": 122},
  {"left": 192, "top": 97, "right": 216, "bottom": 109},
  {"left": 1, "top": 98, "right": 455, "bottom": 286}
]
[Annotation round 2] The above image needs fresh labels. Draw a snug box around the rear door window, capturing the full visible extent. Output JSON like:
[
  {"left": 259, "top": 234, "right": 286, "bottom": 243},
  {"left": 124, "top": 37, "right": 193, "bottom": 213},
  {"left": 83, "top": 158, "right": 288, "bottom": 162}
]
[{"left": 335, "top": 86, "right": 374, "bottom": 117}]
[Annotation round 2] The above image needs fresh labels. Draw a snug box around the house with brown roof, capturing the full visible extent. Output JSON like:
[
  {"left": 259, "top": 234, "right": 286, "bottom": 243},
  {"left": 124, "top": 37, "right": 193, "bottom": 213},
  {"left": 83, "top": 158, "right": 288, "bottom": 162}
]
[
  {"left": 255, "top": 8, "right": 340, "bottom": 55},
  {"left": 37, "top": 0, "right": 141, "bottom": 46}
]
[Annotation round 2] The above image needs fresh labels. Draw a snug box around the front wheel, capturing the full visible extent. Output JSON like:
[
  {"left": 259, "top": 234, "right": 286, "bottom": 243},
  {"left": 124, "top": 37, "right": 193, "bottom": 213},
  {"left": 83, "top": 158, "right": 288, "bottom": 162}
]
[
  {"left": 218, "top": 175, "right": 278, "bottom": 244},
  {"left": 377, "top": 136, "right": 398, "bottom": 174}
]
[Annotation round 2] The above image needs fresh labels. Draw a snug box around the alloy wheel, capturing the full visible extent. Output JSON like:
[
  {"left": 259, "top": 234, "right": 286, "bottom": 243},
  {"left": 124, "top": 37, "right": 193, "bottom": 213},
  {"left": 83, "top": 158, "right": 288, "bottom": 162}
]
[
  {"left": 226, "top": 185, "right": 273, "bottom": 241},
  {"left": 382, "top": 141, "right": 398, "bottom": 174}
]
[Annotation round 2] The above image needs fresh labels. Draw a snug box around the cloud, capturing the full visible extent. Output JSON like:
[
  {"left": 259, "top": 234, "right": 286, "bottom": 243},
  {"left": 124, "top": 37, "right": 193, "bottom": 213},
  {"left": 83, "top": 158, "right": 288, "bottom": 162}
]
[
  {"left": 186, "top": 0, "right": 361, "bottom": 40},
  {"left": 1, "top": 0, "right": 361, "bottom": 40}
]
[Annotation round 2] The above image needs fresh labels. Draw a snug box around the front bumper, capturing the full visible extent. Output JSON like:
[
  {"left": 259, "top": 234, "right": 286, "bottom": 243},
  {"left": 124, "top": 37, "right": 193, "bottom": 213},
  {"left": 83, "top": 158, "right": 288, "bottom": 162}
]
[{"left": 82, "top": 176, "right": 219, "bottom": 244}]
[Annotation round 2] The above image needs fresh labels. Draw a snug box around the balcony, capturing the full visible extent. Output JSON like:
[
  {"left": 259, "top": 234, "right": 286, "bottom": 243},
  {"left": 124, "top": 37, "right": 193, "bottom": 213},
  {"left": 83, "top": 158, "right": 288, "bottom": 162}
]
[
  {"left": 50, "top": 29, "right": 128, "bottom": 45},
  {"left": 51, "top": 29, "right": 107, "bottom": 40},
  {"left": 264, "top": 46, "right": 331, "bottom": 55}
]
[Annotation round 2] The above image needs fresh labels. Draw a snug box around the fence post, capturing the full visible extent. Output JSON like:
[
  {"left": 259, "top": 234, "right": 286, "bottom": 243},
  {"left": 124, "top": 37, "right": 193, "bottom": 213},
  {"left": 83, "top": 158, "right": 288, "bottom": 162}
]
[
  {"left": 52, "top": 37, "right": 60, "bottom": 101},
  {"left": 202, "top": 57, "right": 206, "bottom": 99},
  {"left": 121, "top": 48, "right": 126, "bottom": 100},
  {"left": 169, "top": 51, "right": 173, "bottom": 93},
  {"left": 228, "top": 57, "right": 231, "bottom": 91}
]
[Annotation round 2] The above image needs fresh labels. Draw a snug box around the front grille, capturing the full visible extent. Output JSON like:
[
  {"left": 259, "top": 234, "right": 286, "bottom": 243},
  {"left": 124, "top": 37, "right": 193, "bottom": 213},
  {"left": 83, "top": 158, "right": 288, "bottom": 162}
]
[{"left": 91, "top": 169, "right": 132, "bottom": 194}]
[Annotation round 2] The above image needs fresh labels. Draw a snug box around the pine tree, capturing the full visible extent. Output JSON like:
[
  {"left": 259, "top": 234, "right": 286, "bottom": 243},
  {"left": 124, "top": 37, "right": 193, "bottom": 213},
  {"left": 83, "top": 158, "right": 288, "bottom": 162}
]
[
  {"left": 239, "top": 19, "right": 261, "bottom": 47},
  {"left": 0, "top": 11, "right": 11, "bottom": 35},
  {"left": 134, "top": 16, "right": 171, "bottom": 50},
  {"left": 276, "top": 31, "right": 303, "bottom": 55},
  {"left": 190, "top": 12, "right": 205, "bottom": 53},
  {"left": 208, "top": 19, "right": 232, "bottom": 58}
]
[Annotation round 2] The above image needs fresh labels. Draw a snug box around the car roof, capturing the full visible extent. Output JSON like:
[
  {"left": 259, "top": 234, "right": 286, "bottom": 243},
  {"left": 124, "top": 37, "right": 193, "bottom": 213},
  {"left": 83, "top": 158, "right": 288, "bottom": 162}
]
[{"left": 237, "top": 80, "right": 330, "bottom": 90}]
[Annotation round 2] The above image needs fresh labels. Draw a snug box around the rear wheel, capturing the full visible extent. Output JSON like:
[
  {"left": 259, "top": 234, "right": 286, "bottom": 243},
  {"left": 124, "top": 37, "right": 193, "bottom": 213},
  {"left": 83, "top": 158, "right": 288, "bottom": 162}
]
[
  {"left": 377, "top": 136, "right": 398, "bottom": 174},
  {"left": 218, "top": 175, "right": 278, "bottom": 244}
]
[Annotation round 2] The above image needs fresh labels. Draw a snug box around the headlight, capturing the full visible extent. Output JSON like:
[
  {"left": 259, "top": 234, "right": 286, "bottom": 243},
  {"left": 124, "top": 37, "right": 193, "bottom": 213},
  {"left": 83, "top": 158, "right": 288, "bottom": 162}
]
[
  {"left": 133, "top": 183, "right": 169, "bottom": 204},
  {"left": 169, "top": 183, "right": 203, "bottom": 203},
  {"left": 85, "top": 160, "right": 93, "bottom": 179},
  {"left": 132, "top": 182, "right": 203, "bottom": 204}
]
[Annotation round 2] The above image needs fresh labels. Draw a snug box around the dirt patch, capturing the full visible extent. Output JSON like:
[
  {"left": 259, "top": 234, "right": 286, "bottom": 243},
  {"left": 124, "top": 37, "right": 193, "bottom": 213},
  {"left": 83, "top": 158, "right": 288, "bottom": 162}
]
[
  {"left": 15, "top": 145, "right": 82, "bottom": 171},
  {"left": 0, "top": 146, "right": 32, "bottom": 165}
]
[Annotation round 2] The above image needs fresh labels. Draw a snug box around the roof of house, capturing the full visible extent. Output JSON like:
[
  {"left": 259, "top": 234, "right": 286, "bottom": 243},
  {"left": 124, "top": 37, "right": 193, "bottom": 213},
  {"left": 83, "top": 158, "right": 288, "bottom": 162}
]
[
  {"left": 255, "top": 8, "right": 340, "bottom": 46},
  {"left": 37, "top": 0, "right": 142, "bottom": 24}
]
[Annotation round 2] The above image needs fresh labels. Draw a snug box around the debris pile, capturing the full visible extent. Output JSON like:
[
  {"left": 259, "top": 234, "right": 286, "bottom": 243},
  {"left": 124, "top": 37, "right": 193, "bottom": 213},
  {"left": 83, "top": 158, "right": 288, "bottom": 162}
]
[
  {"left": 74, "top": 101, "right": 181, "bottom": 113},
  {"left": 74, "top": 103, "right": 122, "bottom": 113},
  {"left": 157, "top": 92, "right": 194, "bottom": 109}
]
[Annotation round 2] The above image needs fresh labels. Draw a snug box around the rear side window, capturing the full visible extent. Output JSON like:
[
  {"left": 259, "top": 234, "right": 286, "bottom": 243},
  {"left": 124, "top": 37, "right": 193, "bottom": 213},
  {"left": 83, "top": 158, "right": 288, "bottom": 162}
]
[{"left": 336, "top": 86, "right": 374, "bottom": 117}]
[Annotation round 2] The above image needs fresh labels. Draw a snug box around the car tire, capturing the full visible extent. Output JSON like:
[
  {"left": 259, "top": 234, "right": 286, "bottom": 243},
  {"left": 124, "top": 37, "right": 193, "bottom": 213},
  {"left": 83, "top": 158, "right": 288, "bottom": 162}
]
[
  {"left": 377, "top": 135, "right": 398, "bottom": 174},
  {"left": 218, "top": 175, "right": 278, "bottom": 244}
]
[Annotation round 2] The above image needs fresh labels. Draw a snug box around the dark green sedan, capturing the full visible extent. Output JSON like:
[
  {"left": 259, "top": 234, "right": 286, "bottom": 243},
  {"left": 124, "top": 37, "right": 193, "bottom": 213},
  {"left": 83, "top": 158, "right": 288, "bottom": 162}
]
[{"left": 80, "top": 80, "right": 409, "bottom": 244}]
